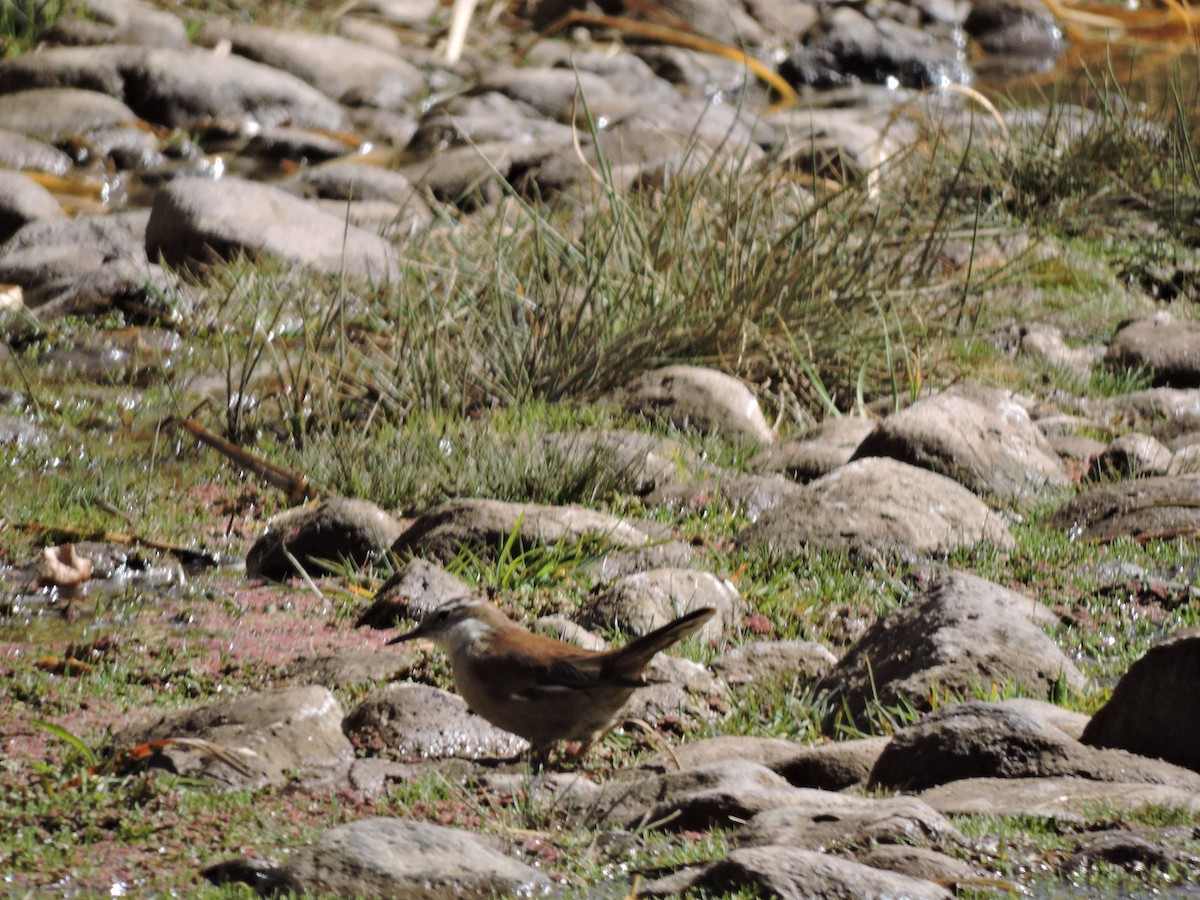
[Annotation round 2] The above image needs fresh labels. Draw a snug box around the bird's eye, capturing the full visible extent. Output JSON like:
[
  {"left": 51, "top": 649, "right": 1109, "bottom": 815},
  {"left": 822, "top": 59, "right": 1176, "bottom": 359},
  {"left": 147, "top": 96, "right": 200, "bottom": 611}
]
[{"left": 436, "top": 610, "right": 449, "bottom": 621}]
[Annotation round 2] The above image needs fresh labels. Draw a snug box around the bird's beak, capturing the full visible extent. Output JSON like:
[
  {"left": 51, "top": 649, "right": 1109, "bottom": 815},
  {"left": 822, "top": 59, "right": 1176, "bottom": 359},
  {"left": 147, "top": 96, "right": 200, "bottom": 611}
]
[{"left": 386, "top": 622, "right": 426, "bottom": 644}]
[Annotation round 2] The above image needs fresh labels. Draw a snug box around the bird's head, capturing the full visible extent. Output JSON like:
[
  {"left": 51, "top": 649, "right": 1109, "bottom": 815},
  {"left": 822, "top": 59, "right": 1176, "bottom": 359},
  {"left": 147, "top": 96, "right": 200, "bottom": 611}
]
[{"left": 387, "top": 597, "right": 504, "bottom": 653}]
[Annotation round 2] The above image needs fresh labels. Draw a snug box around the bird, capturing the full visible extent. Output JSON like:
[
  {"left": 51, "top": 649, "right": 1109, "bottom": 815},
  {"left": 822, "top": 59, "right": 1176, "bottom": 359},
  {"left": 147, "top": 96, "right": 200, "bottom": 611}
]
[{"left": 388, "top": 597, "right": 715, "bottom": 760}]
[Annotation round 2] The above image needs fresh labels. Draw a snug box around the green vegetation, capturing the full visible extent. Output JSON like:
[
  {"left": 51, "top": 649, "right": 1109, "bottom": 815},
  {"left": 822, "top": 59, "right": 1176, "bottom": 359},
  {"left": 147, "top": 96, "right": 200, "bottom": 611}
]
[{"left": 2, "top": 12, "right": 1200, "bottom": 897}]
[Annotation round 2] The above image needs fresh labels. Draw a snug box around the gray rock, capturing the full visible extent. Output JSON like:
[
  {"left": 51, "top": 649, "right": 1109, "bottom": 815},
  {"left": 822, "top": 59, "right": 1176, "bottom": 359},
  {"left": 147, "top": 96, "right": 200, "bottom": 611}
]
[
  {"left": 869, "top": 701, "right": 1200, "bottom": 792},
  {"left": 284, "top": 161, "right": 432, "bottom": 235},
  {"left": 1168, "top": 444, "right": 1200, "bottom": 474},
  {"left": 1061, "top": 829, "right": 1200, "bottom": 877},
  {"left": 771, "top": 736, "right": 891, "bottom": 791},
  {"left": 817, "top": 570, "right": 1082, "bottom": 733},
  {"left": 966, "top": 0, "right": 1065, "bottom": 61},
  {"left": 391, "top": 498, "right": 693, "bottom": 574},
  {"left": 1106, "top": 312, "right": 1200, "bottom": 388},
  {"left": 47, "top": 0, "right": 187, "bottom": 47},
  {"left": 851, "top": 384, "right": 1071, "bottom": 503},
  {"left": 1082, "top": 628, "right": 1200, "bottom": 773},
  {"left": 620, "top": 654, "right": 728, "bottom": 731},
  {"left": 19, "top": 258, "right": 185, "bottom": 326},
  {"left": 0, "top": 129, "right": 73, "bottom": 174},
  {"left": 264, "top": 818, "right": 553, "bottom": 897},
  {"left": 737, "top": 457, "right": 1015, "bottom": 561},
  {"left": 738, "top": 789, "right": 964, "bottom": 851},
  {"left": 0, "top": 171, "right": 64, "bottom": 243},
  {"left": 280, "top": 650, "right": 417, "bottom": 688},
  {"left": 711, "top": 639, "right": 836, "bottom": 690},
  {"left": 119, "top": 685, "right": 353, "bottom": 788},
  {"left": 749, "top": 416, "right": 875, "bottom": 482},
  {"left": 1048, "top": 472, "right": 1200, "bottom": 542},
  {"left": 1019, "top": 323, "right": 1101, "bottom": 374},
  {"left": 245, "top": 497, "right": 403, "bottom": 580},
  {"left": 356, "top": 558, "right": 474, "bottom": 629},
  {"left": 781, "top": 6, "right": 966, "bottom": 89},
  {"left": 405, "top": 91, "right": 576, "bottom": 158},
  {"left": 771, "top": 107, "right": 915, "bottom": 180},
  {"left": 478, "top": 65, "right": 617, "bottom": 121},
  {"left": 584, "top": 568, "right": 740, "bottom": 643},
  {"left": 1084, "top": 387, "right": 1200, "bottom": 427},
  {"left": 1089, "top": 432, "right": 1174, "bottom": 479},
  {"left": 856, "top": 844, "right": 981, "bottom": 885},
  {"left": 36, "top": 325, "right": 181, "bottom": 383},
  {"left": 398, "top": 139, "right": 565, "bottom": 209},
  {"left": 344, "top": 682, "right": 528, "bottom": 760},
  {"left": 0, "top": 45, "right": 348, "bottom": 130},
  {"left": 618, "top": 365, "right": 774, "bottom": 444},
  {"left": 0, "top": 87, "right": 138, "bottom": 141},
  {"left": 644, "top": 472, "right": 805, "bottom": 521},
  {"left": 598, "top": 760, "right": 807, "bottom": 830},
  {"left": 197, "top": 21, "right": 424, "bottom": 109},
  {"left": 919, "top": 775, "right": 1200, "bottom": 819},
  {"left": 636, "top": 735, "right": 801, "bottom": 774},
  {"left": 640, "top": 845, "right": 953, "bottom": 899},
  {"left": 146, "top": 177, "right": 399, "bottom": 280}
]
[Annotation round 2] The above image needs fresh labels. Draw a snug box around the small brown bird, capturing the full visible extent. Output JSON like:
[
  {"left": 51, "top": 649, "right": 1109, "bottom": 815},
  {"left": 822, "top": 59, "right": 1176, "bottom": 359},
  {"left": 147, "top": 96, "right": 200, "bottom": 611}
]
[{"left": 389, "top": 598, "right": 715, "bottom": 759}]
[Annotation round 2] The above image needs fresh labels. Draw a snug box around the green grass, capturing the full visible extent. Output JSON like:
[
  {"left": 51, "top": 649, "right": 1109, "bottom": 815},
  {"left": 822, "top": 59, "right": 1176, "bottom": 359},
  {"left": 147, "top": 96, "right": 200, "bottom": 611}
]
[{"left": 3, "top": 30, "right": 1200, "bottom": 898}]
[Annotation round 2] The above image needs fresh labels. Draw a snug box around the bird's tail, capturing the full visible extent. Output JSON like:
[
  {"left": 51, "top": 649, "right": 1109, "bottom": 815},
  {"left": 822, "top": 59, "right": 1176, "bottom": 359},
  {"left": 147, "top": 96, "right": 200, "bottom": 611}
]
[{"left": 606, "top": 607, "right": 716, "bottom": 681}]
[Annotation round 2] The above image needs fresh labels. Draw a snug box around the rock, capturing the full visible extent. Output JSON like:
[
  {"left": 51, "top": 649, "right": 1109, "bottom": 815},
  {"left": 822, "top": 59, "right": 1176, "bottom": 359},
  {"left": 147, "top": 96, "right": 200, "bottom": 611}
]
[
  {"left": 196, "top": 21, "right": 424, "bottom": 109},
  {"left": 780, "top": 6, "right": 966, "bottom": 89},
  {"left": 46, "top": 0, "right": 188, "bottom": 47},
  {"left": 1047, "top": 472, "right": 1200, "bottom": 542},
  {"left": 344, "top": 682, "right": 528, "bottom": 761},
  {"left": 405, "top": 90, "right": 576, "bottom": 158},
  {"left": 1088, "top": 432, "right": 1174, "bottom": 480},
  {"left": 118, "top": 685, "right": 353, "bottom": 788},
  {"left": 255, "top": 818, "right": 553, "bottom": 897},
  {"left": 644, "top": 473, "right": 805, "bottom": 521},
  {"left": 356, "top": 558, "right": 474, "bottom": 629},
  {"left": 816, "top": 570, "right": 1083, "bottom": 733},
  {"left": 771, "top": 736, "right": 891, "bottom": 790},
  {"left": 583, "top": 568, "right": 740, "bottom": 643},
  {"left": 749, "top": 416, "right": 875, "bottom": 482},
  {"left": 1019, "top": 323, "right": 1101, "bottom": 374},
  {"left": 640, "top": 845, "right": 953, "bottom": 899},
  {"left": 0, "top": 171, "right": 63, "bottom": 242},
  {"left": 851, "top": 384, "right": 1070, "bottom": 504},
  {"left": 617, "top": 365, "right": 774, "bottom": 443},
  {"left": 280, "top": 650, "right": 417, "bottom": 688},
  {"left": 1081, "top": 629, "right": 1200, "bottom": 773},
  {"left": 636, "top": 735, "right": 801, "bottom": 774},
  {"left": 390, "top": 498, "right": 693, "bottom": 575},
  {"left": 146, "top": 177, "right": 399, "bottom": 280},
  {"left": 245, "top": 497, "right": 403, "bottom": 580},
  {"left": 284, "top": 161, "right": 432, "bottom": 233},
  {"left": 737, "top": 790, "right": 964, "bottom": 851},
  {"left": 0, "top": 129, "right": 73, "bottom": 174},
  {"left": 711, "top": 639, "right": 837, "bottom": 687},
  {"left": 36, "top": 326, "right": 182, "bottom": 383},
  {"left": 1085, "top": 387, "right": 1200, "bottom": 428},
  {"left": 0, "top": 45, "right": 348, "bottom": 130},
  {"left": 737, "top": 458, "right": 1015, "bottom": 561},
  {"left": 1060, "top": 829, "right": 1200, "bottom": 877},
  {"left": 965, "top": 0, "right": 1066, "bottom": 58},
  {"left": 771, "top": 107, "right": 916, "bottom": 180},
  {"left": 597, "top": 760, "right": 806, "bottom": 830},
  {"left": 856, "top": 845, "right": 982, "bottom": 885},
  {"left": 919, "top": 775, "right": 1200, "bottom": 819},
  {"left": 0, "top": 87, "right": 139, "bottom": 141},
  {"left": 620, "top": 654, "right": 728, "bottom": 730},
  {"left": 1106, "top": 312, "right": 1200, "bottom": 388},
  {"left": 478, "top": 65, "right": 618, "bottom": 121},
  {"left": 868, "top": 701, "right": 1200, "bottom": 792}
]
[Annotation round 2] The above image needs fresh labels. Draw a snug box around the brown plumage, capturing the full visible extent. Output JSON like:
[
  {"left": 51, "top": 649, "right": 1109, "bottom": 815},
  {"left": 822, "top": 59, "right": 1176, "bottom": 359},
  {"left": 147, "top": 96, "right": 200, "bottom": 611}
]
[{"left": 388, "top": 597, "right": 715, "bottom": 757}]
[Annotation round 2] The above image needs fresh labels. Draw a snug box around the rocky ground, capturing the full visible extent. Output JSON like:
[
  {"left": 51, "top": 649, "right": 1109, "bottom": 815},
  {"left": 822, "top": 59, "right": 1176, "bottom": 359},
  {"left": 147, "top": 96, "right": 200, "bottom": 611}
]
[{"left": 2, "top": 0, "right": 1200, "bottom": 896}]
